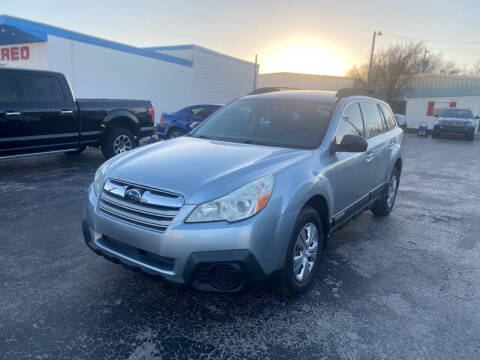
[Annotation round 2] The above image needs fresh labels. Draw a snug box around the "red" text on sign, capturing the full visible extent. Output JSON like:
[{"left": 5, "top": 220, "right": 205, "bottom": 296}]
[{"left": 0, "top": 46, "right": 30, "bottom": 61}]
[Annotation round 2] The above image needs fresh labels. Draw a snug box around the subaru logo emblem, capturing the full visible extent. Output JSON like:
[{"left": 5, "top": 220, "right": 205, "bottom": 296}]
[{"left": 124, "top": 188, "right": 142, "bottom": 203}]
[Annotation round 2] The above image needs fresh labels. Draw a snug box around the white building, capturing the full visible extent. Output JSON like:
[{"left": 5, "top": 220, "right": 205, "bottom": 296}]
[
  {"left": 404, "top": 75, "right": 480, "bottom": 131},
  {"left": 405, "top": 95, "right": 480, "bottom": 132},
  {"left": 0, "top": 15, "right": 257, "bottom": 123}
]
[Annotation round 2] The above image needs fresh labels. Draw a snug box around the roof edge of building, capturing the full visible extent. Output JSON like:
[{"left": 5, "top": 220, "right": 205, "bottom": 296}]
[
  {"left": 259, "top": 72, "right": 353, "bottom": 80},
  {"left": 0, "top": 14, "right": 193, "bottom": 67},
  {"left": 143, "top": 44, "right": 256, "bottom": 66}
]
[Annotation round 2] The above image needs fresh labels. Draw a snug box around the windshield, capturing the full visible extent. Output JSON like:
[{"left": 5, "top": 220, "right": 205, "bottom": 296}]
[
  {"left": 440, "top": 108, "right": 473, "bottom": 119},
  {"left": 190, "top": 98, "right": 334, "bottom": 149}
]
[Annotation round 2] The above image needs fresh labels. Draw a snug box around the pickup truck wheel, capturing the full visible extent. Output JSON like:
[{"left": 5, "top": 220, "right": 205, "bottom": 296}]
[
  {"left": 168, "top": 128, "right": 186, "bottom": 139},
  {"left": 102, "top": 128, "right": 136, "bottom": 159},
  {"left": 271, "top": 207, "right": 323, "bottom": 297},
  {"left": 65, "top": 147, "right": 86, "bottom": 156},
  {"left": 371, "top": 167, "right": 399, "bottom": 217}
]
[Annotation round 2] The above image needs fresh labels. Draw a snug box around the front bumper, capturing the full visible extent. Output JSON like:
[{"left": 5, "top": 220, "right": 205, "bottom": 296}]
[
  {"left": 82, "top": 185, "right": 295, "bottom": 292},
  {"left": 433, "top": 124, "right": 475, "bottom": 136},
  {"left": 156, "top": 125, "right": 168, "bottom": 139}
]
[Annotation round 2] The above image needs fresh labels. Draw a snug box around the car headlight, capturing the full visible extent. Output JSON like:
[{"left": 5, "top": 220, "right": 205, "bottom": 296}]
[
  {"left": 186, "top": 175, "right": 274, "bottom": 223},
  {"left": 93, "top": 153, "right": 127, "bottom": 196}
]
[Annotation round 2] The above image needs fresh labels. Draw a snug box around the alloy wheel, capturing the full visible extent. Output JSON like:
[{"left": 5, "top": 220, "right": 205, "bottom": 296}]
[
  {"left": 113, "top": 134, "right": 133, "bottom": 154},
  {"left": 387, "top": 173, "right": 398, "bottom": 208},
  {"left": 293, "top": 222, "right": 319, "bottom": 284}
]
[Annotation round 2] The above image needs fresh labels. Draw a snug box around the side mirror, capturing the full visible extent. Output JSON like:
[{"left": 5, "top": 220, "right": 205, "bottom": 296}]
[
  {"left": 433, "top": 114, "right": 439, "bottom": 118},
  {"left": 474, "top": 115, "right": 479, "bottom": 120},
  {"left": 330, "top": 135, "right": 368, "bottom": 154}
]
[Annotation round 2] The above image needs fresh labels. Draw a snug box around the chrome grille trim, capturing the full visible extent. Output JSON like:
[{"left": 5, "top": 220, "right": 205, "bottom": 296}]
[{"left": 98, "top": 179, "right": 183, "bottom": 231}]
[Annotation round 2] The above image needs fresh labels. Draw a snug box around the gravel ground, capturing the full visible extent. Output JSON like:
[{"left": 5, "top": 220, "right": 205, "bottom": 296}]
[{"left": 1, "top": 134, "right": 479, "bottom": 359}]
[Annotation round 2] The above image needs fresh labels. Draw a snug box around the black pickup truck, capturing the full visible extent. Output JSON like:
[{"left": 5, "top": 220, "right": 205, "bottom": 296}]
[{"left": 0, "top": 68, "right": 155, "bottom": 159}]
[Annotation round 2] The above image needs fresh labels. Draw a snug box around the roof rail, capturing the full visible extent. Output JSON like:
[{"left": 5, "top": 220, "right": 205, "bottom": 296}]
[
  {"left": 248, "top": 87, "right": 300, "bottom": 95},
  {"left": 335, "top": 88, "right": 382, "bottom": 99}
]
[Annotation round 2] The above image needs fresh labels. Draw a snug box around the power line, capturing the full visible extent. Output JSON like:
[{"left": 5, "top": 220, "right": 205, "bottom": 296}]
[{"left": 382, "top": 32, "right": 480, "bottom": 45}]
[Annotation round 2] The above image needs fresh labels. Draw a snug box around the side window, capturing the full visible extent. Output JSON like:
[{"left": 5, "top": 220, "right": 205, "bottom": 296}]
[
  {"left": 335, "top": 102, "right": 365, "bottom": 143},
  {"left": 361, "top": 101, "right": 385, "bottom": 138},
  {"left": 0, "top": 73, "right": 19, "bottom": 102},
  {"left": 379, "top": 103, "right": 396, "bottom": 131},
  {"left": 189, "top": 107, "right": 210, "bottom": 119},
  {"left": 18, "top": 74, "right": 65, "bottom": 102}
]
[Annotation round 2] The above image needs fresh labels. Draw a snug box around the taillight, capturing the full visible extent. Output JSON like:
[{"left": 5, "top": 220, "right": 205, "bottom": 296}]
[
  {"left": 160, "top": 115, "right": 164, "bottom": 123},
  {"left": 147, "top": 107, "right": 154, "bottom": 124}
]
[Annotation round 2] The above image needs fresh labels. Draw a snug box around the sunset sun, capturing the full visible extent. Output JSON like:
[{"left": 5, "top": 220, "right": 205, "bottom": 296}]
[{"left": 260, "top": 37, "right": 351, "bottom": 76}]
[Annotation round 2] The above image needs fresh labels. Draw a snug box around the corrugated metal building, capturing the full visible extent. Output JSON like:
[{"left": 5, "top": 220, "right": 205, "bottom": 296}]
[
  {"left": 403, "top": 74, "right": 480, "bottom": 99},
  {"left": 258, "top": 72, "right": 354, "bottom": 91},
  {"left": 0, "top": 15, "right": 257, "bottom": 123}
]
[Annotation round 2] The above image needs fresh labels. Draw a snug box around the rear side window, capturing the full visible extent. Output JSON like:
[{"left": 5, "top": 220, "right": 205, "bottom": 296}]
[
  {"left": 18, "top": 74, "right": 65, "bottom": 102},
  {"left": 0, "top": 73, "right": 20, "bottom": 102},
  {"left": 336, "top": 102, "right": 364, "bottom": 143},
  {"left": 379, "top": 103, "right": 396, "bottom": 131},
  {"left": 361, "top": 101, "right": 385, "bottom": 138}
]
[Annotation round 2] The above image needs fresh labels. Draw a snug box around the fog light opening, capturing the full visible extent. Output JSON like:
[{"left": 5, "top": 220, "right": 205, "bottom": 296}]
[{"left": 208, "top": 263, "right": 242, "bottom": 290}]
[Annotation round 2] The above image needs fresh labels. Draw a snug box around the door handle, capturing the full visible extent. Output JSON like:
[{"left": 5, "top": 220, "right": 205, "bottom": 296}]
[
  {"left": 60, "top": 110, "right": 73, "bottom": 115},
  {"left": 5, "top": 111, "right": 21, "bottom": 116},
  {"left": 365, "top": 151, "right": 374, "bottom": 162}
]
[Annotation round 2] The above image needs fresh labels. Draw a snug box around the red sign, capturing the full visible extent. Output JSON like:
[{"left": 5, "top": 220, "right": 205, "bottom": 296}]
[{"left": 0, "top": 46, "right": 30, "bottom": 61}]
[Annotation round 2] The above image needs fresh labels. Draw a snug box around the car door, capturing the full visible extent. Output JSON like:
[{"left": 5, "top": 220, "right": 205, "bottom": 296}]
[
  {"left": 360, "top": 101, "right": 390, "bottom": 196},
  {"left": 325, "top": 101, "right": 372, "bottom": 220},
  {"left": 0, "top": 71, "right": 29, "bottom": 156},
  {"left": 16, "top": 72, "right": 79, "bottom": 153}
]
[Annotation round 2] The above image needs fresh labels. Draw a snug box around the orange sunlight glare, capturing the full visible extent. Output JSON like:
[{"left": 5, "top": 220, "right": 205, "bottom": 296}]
[{"left": 260, "top": 37, "right": 351, "bottom": 76}]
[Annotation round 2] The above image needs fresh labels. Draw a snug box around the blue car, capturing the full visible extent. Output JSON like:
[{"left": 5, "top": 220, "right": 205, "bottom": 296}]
[{"left": 157, "top": 104, "right": 222, "bottom": 139}]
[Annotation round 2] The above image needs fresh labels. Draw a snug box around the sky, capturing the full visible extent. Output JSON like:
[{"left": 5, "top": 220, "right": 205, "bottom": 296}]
[{"left": 2, "top": 0, "right": 480, "bottom": 76}]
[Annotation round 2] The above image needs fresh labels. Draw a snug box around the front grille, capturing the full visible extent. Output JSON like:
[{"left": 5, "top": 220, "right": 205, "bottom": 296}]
[{"left": 98, "top": 179, "right": 183, "bottom": 231}]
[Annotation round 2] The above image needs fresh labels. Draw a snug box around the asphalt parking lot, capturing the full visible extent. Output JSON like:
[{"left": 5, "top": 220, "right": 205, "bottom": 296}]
[{"left": 1, "top": 134, "right": 480, "bottom": 360}]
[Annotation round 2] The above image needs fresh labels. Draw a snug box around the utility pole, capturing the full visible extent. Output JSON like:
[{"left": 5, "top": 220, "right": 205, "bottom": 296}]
[
  {"left": 253, "top": 54, "right": 258, "bottom": 90},
  {"left": 367, "top": 30, "right": 382, "bottom": 86},
  {"left": 422, "top": 49, "right": 429, "bottom": 73}
]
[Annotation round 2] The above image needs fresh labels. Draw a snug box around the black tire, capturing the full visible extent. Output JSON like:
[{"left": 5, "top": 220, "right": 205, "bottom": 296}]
[
  {"left": 101, "top": 127, "right": 136, "bottom": 159},
  {"left": 271, "top": 206, "right": 324, "bottom": 297},
  {"left": 371, "top": 167, "right": 400, "bottom": 217},
  {"left": 65, "top": 147, "right": 86, "bottom": 156},
  {"left": 432, "top": 131, "right": 439, "bottom": 139},
  {"left": 467, "top": 134, "right": 475, "bottom": 141},
  {"left": 168, "top": 128, "right": 186, "bottom": 139}
]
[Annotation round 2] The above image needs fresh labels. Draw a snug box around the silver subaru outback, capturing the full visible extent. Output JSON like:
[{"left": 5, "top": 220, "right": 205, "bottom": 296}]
[{"left": 82, "top": 90, "right": 403, "bottom": 296}]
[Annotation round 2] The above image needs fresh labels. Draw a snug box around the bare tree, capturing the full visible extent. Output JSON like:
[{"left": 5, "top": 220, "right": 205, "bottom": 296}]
[
  {"left": 469, "top": 59, "right": 480, "bottom": 76},
  {"left": 346, "top": 42, "right": 463, "bottom": 103}
]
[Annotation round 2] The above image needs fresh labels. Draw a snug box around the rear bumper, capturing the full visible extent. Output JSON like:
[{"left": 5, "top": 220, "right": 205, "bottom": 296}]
[
  {"left": 82, "top": 185, "right": 294, "bottom": 292},
  {"left": 137, "top": 126, "right": 155, "bottom": 139}
]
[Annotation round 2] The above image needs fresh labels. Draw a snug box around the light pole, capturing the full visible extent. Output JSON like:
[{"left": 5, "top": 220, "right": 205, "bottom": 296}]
[{"left": 367, "top": 30, "right": 382, "bottom": 86}]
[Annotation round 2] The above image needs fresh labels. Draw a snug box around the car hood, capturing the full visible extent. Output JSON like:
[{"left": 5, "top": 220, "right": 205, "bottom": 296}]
[{"left": 106, "top": 137, "right": 311, "bottom": 204}]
